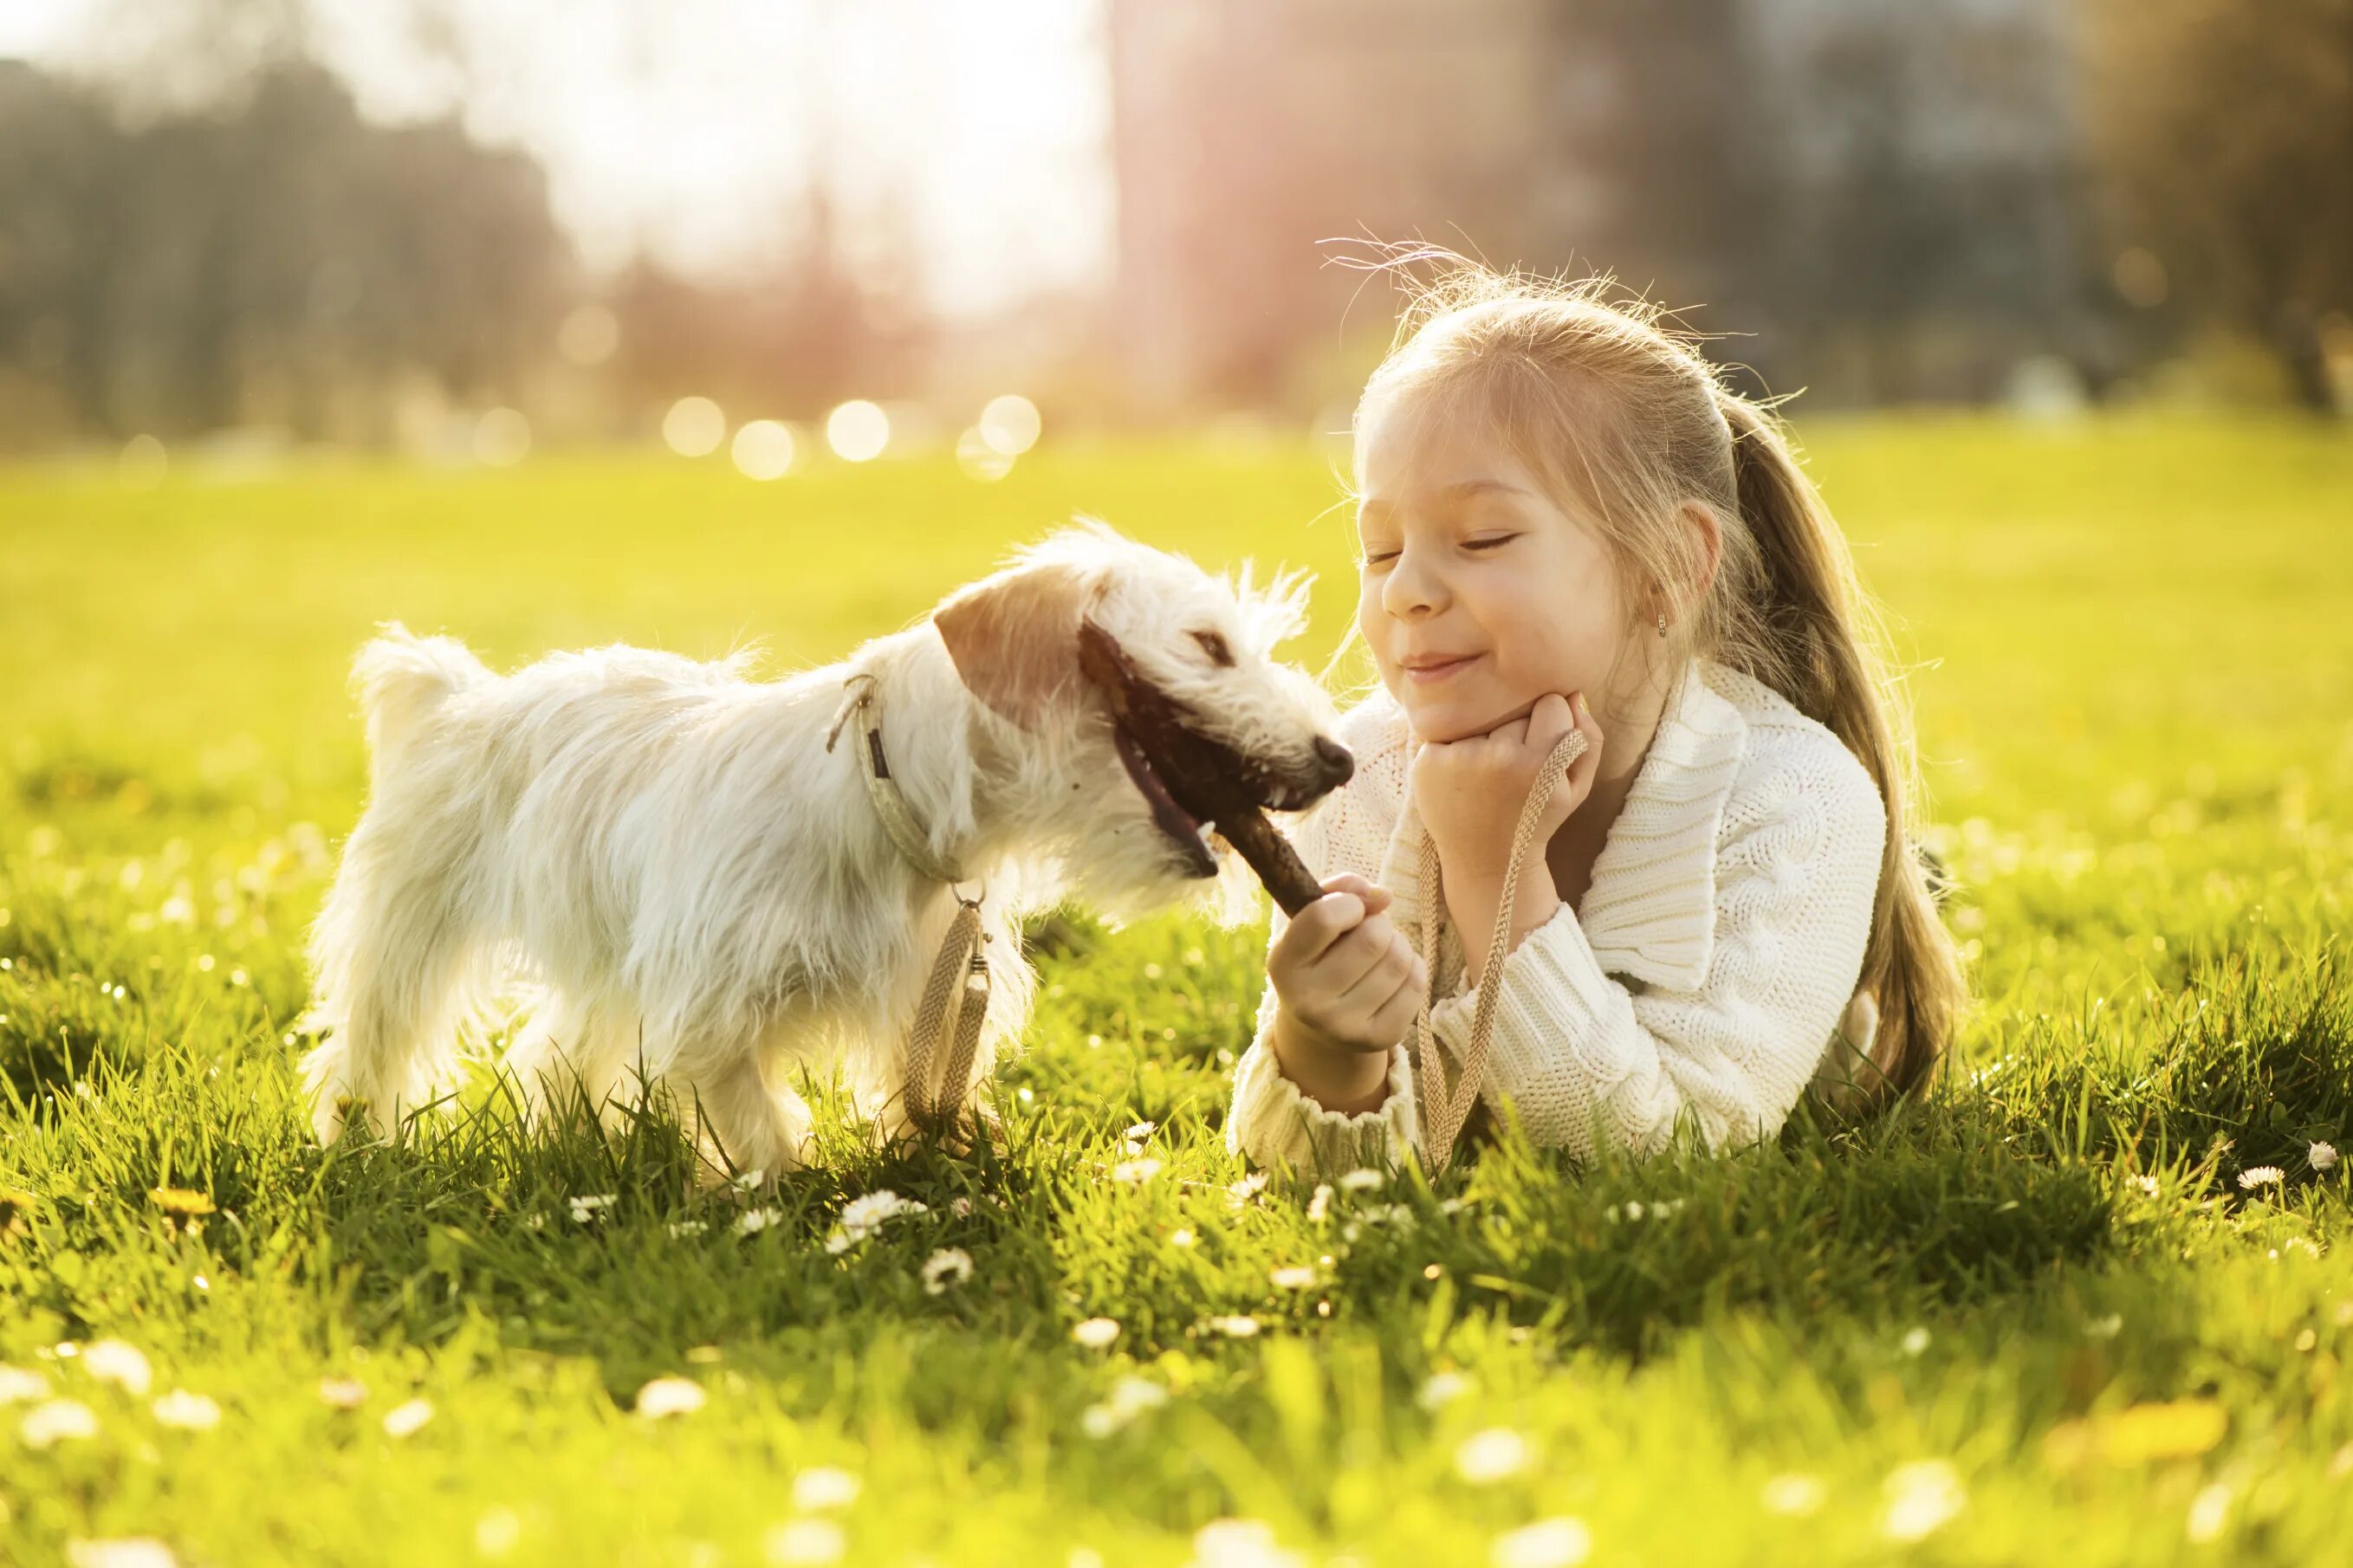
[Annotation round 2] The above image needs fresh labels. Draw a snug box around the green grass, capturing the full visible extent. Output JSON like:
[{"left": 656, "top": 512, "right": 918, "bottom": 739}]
[{"left": 3, "top": 415, "right": 2350, "bottom": 1566}]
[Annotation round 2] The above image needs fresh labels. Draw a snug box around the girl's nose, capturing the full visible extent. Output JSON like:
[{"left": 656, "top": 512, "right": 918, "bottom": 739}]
[{"left": 1381, "top": 548, "right": 1445, "bottom": 619}]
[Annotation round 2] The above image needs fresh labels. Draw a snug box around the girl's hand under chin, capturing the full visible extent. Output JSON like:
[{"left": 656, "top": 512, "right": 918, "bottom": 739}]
[{"left": 1410, "top": 691, "right": 1606, "bottom": 946}]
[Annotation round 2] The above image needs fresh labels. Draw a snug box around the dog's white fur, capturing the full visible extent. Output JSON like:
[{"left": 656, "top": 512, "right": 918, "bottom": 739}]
[{"left": 297, "top": 520, "right": 1342, "bottom": 1177}]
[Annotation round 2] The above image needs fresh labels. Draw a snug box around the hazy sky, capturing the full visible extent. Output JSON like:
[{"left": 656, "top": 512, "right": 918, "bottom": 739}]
[{"left": 0, "top": 0, "right": 1116, "bottom": 320}]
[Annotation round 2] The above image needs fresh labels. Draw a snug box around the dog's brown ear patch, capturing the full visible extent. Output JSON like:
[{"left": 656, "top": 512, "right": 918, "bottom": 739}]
[{"left": 932, "top": 561, "right": 1097, "bottom": 729}]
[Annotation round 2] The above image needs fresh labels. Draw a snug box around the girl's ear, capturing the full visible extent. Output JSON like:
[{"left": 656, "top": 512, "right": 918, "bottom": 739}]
[{"left": 932, "top": 560, "right": 1099, "bottom": 729}]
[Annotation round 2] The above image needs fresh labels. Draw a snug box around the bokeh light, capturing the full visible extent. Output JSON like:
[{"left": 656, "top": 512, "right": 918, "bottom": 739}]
[
  {"left": 473, "top": 407, "right": 532, "bottom": 467},
  {"left": 118, "top": 434, "right": 167, "bottom": 490},
  {"left": 977, "top": 393, "right": 1041, "bottom": 457},
  {"left": 731, "top": 419, "right": 796, "bottom": 481},
  {"left": 664, "top": 397, "right": 727, "bottom": 457},
  {"left": 556, "top": 304, "right": 621, "bottom": 367},
  {"left": 826, "top": 400, "right": 891, "bottom": 462},
  {"left": 2112, "top": 249, "right": 2168, "bottom": 310},
  {"left": 956, "top": 424, "right": 1014, "bottom": 483}
]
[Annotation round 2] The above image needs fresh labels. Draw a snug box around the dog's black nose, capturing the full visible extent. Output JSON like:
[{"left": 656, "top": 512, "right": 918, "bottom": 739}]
[{"left": 1313, "top": 735, "right": 1353, "bottom": 789}]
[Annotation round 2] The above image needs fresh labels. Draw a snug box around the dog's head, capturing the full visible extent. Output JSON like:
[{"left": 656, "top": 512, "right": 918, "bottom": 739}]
[{"left": 931, "top": 517, "right": 1351, "bottom": 923}]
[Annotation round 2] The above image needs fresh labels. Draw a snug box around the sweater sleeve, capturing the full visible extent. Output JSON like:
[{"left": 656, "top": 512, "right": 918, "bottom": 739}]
[
  {"left": 1424, "top": 748, "right": 1888, "bottom": 1159},
  {"left": 1224, "top": 735, "right": 1422, "bottom": 1174}
]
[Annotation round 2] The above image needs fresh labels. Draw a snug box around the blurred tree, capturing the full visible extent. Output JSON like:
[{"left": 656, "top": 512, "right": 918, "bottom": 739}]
[{"left": 2087, "top": 0, "right": 2353, "bottom": 413}]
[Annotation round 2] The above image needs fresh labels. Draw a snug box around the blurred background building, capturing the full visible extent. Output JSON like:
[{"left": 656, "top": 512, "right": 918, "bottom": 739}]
[{"left": 0, "top": 0, "right": 2345, "bottom": 459}]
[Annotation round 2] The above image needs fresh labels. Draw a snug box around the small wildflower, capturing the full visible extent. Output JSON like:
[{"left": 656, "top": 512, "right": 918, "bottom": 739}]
[
  {"left": 1880, "top": 1459, "right": 1965, "bottom": 1542},
  {"left": 1455, "top": 1427, "right": 1531, "bottom": 1484},
  {"left": 151, "top": 1390, "right": 221, "bottom": 1429},
  {"left": 381, "top": 1397, "right": 434, "bottom": 1437},
  {"left": 1187, "top": 1519, "right": 1300, "bottom": 1568},
  {"left": 1170, "top": 1228, "right": 1196, "bottom": 1248},
  {"left": 667, "top": 1220, "right": 709, "bottom": 1238},
  {"left": 2085, "top": 1312, "right": 2123, "bottom": 1339},
  {"left": 1227, "top": 1172, "right": 1268, "bottom": 1209},
  {"left": 1112, "top": 1158, "right": 1162, "bottom": 1184},
  {"left": 569, "top": 1193, "right": 617, "bottom": 1223},
  {"left": 2309, "top": 1141, "right": 2338, "bottom": 1173},
  {"left": 920, "top": 1247, "right": 974, "bottom": 1295},
  {"left": 1270, "top": 1265, "right": 1318, "bottom": 1290},
  {"left": 1417, "top": 1370, "right": 1473, "bottom": 1410},
  {"left": 0, "top": 1364, "right": 51, "bottom": 1404},
  {"left": 1305, "top": 1184, "right": 1333, "bottom": 1224},
  {"left": 83, "top": 1339, "right": 153, "bottom": 1396},
  {"left": 792, "top": 1466, "right": 863, "bottom": 1511},
  {"left": 1207, "top": 1314, "right": 1261, "bottom": 1338},
  {"left": 2238, "top": 1166, "right": 2284, "bottom": 1191},
  {"left": 147, "top": 1187, "right": 215, "bottom": 1218},
  {"left": 476, "top": 1507, "right": 522, "bottom": 1558},
  {"left": 2185, "top": 1481, "right": 2231, "bottom": 1543},
  {"left": 1072, "top": 1317, "right": 1122, "bottom": 1349},
  {"left": 1122, "top": 1120, "right": 1157, "bottom": 1146},
  {"left": 1490, "top": 1517, "right": 1591, "bottom": 1568},
  {"left": 736, "top": 1206, "right": 785, "bottom": 1238},
  {"left": 730, "top": 1169, "right": 768, "bottom": 1192},
  {"left": 1081, "top": 1376, "right": 1168, "bottom": 1437},
  {"left": 522, "top": 1214, "right": 547, "bottom": 1230},
  {"left": 1760, "top": 1473, "right": 1825, "bottom": 1516},
  {"left": 1338, "top": 1168, "right": 1384, "bottom": 1193},
  {"left": 1900, "top": 1327, "right": 1930, "bottom": 1357},
  {"left": 764, "top": 1518, "right": 846, "bottom": 1565},
  {"left": 840, "top": 1189, "right": 926, "bottom": 1234},
  {"left": 950, "top": 1196, "right": 974, "bottom": 1218},
  {"left": 20, "top": 1398, "right": 100, "bottom": 1448},
  {"left": 2129, "top": 1174, "right": 2162, "bottom": 1197},
  {"left": 634, "top": 1377, "right": 706, "bottom": 1418},
  {"left": 318, "top": 1377, "right": 366, "bottom": 1409},
  {"left": 65, "top": 1541, "right": 178, "bottom": 1568}
]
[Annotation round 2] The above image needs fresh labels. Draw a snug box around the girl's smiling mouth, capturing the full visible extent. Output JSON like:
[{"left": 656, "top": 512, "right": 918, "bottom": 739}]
[{"left": 1403, "top": 652, "right": 1481, "bottom": 684}]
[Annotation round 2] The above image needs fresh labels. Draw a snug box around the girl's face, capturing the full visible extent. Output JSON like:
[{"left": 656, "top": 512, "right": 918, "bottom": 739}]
[{"left": 1354, "top": 392, "right": 1634, "bottom": 745}]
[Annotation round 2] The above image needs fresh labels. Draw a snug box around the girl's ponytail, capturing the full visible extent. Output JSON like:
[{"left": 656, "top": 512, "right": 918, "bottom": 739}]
[{"left": 1715, "top": 387, "right": 1968, "bottom": 1111}]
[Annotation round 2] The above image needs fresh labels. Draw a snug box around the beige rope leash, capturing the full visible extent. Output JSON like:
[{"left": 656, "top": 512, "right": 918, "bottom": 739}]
[
  {"left": 825, "top": 671, "right": 993, "bottom": 1139},
  {"left": 1409, "top": 726, "right": 1589, "bottom": 1174}
]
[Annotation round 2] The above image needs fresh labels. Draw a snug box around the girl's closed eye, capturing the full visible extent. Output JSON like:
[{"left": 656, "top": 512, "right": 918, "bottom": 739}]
[{"left": 1359, "top": 535, "right": 1517, "bottom": 567}]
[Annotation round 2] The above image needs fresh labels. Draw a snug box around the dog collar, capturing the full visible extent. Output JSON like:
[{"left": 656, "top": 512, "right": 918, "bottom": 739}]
[{"left": 824, "top": 672, "right": 975, "bottom": 889}]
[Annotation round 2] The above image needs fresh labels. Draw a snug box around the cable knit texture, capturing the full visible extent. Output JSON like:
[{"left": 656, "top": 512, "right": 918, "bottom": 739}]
[{"left": 1227, "top": 656, "right": 1889, "bottom": 1174}]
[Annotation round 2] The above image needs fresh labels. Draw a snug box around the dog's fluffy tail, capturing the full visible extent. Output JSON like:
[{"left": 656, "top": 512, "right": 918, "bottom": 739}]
[{"left": 353, "top": 624, "right": 489, "bottom": 781}]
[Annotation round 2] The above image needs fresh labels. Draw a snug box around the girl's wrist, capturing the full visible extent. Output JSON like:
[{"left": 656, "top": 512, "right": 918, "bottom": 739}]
[{"left": 1270, "top": 1008, "right": 1395, "bottom": 1114}]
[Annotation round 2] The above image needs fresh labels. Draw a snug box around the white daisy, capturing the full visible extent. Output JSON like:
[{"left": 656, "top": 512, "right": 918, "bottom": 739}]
[
  {"left": 1880, "top": 1460, "right": 1965, "bottom": 1541},
  {"left": 381, "top": 1397, "right": 434, "bottom": 1437},
  {"left": 1170, "top": 1228, "right": 1196, "bottom": 1248},
  {"left": 667, "top": 1220, "right": 709, "bottom": 1238},
  {"left": 1305, "top": 1185, "right": 1333, "bottom": 1224},
  {"left": 568, "top": 1194, "right": 616, "bottom": 1223},
  {"left": 1187, "top": 1518, "right": 1300, "bottom": 1568},
  {"left": 2309, "top": 1140, "right": 2338, "bottom": 1172},
  {"left": 0, "top": 1364, "right": 51, "bottom": 1404},
  {"left": 736, "top": 1206, "right": 785, "bottom": 1238},
  {"left": 840, "top": 1190, "right": 925, "bottom": 1234},
  {"left": 764, "top": 1517, "right": 846, "bottom": 1565},
  {"left": 792, "top": 1467, "right": 863, "bottom": 1511},
  {"left": 919, "top": 1247, "right": 975, "bottom": 1296},
  {"left": 83, "top": 1339, "right": 152, "bottom": 1396},
  {"left": 633, "top": 1377, "right": 706, "bottom": 1418},
  {"left": 1071, "top": 1317, "right": 1121, "bottom": 1349},
  {"left": 1112, "top": 1157, "right": 1162, "bottom": 1184},
  {"left": 1759, "top": 1473, "right": 1825, "bottom": 1516},
  {"left": 2238, "top": 1166, "right": 2285, "bottom": 1190},
  {"left": 1207, "top": 1315, "right": 1261, "bottom": 1338},
  {"left": 317, "top": 1377, "right": 366, "bottom": 1409},
  {"left": 21, "top": 1398, "right": 100, "bottom": 1448},
  {"left": 151, "top": 1390, "right": 221, "bottom": 1430},
  {"left": 65, "top": 1540, "right": 178, "bottom": 1568},
  {"left": 1338, "top": 1169, "right": 1384, "bottom": 1193},
  {"left": 1455, "top": 1427, "right": 1531, "bottom": 1484},
  {"left": 1490, "top": 1517, "right": 1591, "bottom": 1568},
  {"left": 1417, "top": 1370, "right": 1474, "bottom": 1411},
  {"left": 1269, "top": 1266, "right": 1317, "bottom": 1291}
]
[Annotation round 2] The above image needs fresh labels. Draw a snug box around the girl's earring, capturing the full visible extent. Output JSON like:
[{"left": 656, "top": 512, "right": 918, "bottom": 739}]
[{"left": 1656, "top": 610, "right": 1669, "bottom": 638}]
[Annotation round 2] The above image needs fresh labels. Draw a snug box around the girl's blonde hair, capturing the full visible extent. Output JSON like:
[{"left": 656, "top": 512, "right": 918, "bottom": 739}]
[{"left": 1337, "top": 249, "right": 1968, "bottom": 1114}]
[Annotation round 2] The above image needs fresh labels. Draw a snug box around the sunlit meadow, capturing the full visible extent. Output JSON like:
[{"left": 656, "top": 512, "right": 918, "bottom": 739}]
[{"left": 3, "top": 416, "right": 2350, "bottom": 1566}]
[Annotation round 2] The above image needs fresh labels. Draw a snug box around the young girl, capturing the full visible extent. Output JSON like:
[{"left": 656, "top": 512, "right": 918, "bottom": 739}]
[{"left": 1227, "top": 260, "right": 1968, "bottom": 1175}]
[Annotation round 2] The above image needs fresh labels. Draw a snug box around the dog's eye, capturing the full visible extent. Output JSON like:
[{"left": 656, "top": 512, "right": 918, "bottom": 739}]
[{"left": 1191, "top": 629, "right": 1235, "bottom": 668}]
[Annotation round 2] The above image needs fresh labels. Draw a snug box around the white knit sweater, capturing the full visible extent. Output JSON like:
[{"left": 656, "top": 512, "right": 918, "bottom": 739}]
[{"left": 1226, "top": 655, "right": 1889, "bottom": 1173}]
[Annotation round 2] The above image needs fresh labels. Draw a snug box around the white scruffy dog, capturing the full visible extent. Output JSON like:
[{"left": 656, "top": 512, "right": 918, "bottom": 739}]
[{"left": 297, "top": 520, "right": 1352, "bottom": 1178}]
